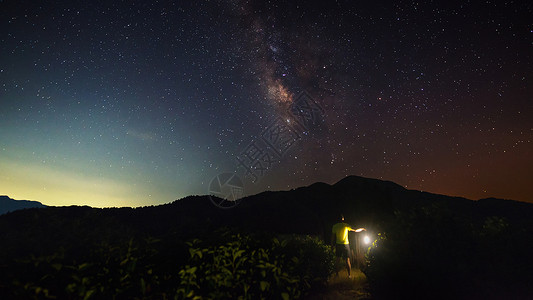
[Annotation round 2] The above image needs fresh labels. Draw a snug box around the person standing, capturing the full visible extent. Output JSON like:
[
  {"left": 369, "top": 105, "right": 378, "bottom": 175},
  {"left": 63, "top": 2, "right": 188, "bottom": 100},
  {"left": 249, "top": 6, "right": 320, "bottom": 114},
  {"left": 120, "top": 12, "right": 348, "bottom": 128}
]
[{"left": 331, "top": 215, "right": 365, "bottom": 278}]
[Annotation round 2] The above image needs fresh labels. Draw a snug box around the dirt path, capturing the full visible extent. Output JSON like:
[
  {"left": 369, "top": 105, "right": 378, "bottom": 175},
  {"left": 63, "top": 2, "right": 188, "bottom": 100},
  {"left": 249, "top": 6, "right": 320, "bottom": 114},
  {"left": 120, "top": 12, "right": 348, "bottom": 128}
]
[{"left": 304, "top": 269, "right": 371, "bottom": 300}]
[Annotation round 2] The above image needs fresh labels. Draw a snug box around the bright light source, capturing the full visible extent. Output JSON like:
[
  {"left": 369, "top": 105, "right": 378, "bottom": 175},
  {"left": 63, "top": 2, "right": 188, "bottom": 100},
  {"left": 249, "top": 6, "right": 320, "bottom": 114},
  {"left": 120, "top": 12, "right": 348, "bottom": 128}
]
[{"left": 363, "top": 235, "right": 371, "bottom": 245}]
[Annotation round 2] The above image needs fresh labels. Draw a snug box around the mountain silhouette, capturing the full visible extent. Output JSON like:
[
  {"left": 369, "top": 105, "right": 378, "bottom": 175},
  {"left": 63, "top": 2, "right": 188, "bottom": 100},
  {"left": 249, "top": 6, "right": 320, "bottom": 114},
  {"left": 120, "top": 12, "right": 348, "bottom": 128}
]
[
  {"left": 1, "top": 175, "right": 532, "bottom": 299},
  {"left": 2, "top": 175, "right": 531, "bottom": 239},
  {"left": 0, "top": 195, "right": 46, "bottom": 215}
]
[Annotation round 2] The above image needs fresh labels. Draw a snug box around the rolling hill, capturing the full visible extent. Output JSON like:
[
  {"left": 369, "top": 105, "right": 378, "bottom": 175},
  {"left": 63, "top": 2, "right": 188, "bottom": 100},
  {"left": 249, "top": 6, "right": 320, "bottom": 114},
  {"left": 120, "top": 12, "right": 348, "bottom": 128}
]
[
  {"left": 1, "top": 175, "right": 532, "bottom": 299},
  {"left": 0, "top": 195, "right": 46, "bottom": 215}
]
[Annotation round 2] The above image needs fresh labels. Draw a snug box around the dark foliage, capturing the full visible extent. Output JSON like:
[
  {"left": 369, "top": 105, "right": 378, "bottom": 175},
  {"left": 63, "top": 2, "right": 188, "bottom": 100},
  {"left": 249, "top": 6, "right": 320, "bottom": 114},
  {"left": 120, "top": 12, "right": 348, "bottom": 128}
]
[
  {"left": 1, "top": 175, "right": 532, "bottom": 299},
  {"left": 365, "top": 200, "right": 533, "bottom": 299}
]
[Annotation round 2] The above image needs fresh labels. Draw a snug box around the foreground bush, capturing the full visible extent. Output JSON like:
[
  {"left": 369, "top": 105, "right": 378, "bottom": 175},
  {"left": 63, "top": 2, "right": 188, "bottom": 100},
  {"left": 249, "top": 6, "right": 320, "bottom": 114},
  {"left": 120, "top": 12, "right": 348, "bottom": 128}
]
[
  {"left": 364, "top": 206, "right": 533, "bottom": 299},
  {"left": 177, "top": 234, "right": 335, "bottom": 299},
  {"left": 2, "top": 232, "right": 334, "bottom": 299}
]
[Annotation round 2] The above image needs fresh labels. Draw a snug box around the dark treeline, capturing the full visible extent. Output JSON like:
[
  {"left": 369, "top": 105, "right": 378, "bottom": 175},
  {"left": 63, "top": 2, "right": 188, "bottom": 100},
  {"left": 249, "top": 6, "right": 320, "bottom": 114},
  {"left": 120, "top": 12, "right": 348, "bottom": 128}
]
[{"left": 1, "top": 175, "right": 532, "bottom": 299}]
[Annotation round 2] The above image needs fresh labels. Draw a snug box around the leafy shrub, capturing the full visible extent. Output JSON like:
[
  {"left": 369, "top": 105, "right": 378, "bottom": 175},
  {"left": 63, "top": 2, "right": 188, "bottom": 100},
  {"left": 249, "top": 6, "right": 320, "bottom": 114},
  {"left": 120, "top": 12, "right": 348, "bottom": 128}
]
[
  {"left": 2, "top": 232, "right": 334, "bottom": 299},
  {"left": 176, "top": 234, "right": 335, "bottom": 299},
  {"left": 364, "top": 206, "right": 476, "bottom": 299},
  {"left": 364, "top": 207, "right": 533, "bottom": 299},
  {"left": 8, "top": 238, "right": 166, "bottom": 299}
]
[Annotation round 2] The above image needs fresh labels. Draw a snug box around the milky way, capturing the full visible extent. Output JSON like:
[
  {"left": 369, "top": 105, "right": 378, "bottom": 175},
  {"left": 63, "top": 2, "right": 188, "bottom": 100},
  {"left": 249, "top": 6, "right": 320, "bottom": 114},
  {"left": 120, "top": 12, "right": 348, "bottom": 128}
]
[{"left": 1, "top": 0, "right": 532, "bottom": 207}]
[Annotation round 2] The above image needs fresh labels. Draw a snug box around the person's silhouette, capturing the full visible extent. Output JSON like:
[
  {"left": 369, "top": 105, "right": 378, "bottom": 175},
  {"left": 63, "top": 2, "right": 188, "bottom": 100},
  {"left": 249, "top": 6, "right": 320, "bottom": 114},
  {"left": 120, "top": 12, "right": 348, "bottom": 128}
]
[{"left": 331, "top": 215, "right": 365, "bottom": 278}]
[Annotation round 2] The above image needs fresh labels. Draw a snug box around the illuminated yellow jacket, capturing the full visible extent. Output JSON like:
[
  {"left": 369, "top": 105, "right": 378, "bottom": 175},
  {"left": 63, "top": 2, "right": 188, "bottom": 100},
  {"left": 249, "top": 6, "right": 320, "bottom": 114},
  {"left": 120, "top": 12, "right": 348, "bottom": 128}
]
[{"left": 332, "top": 222, "right": 353, "bottom": 245}]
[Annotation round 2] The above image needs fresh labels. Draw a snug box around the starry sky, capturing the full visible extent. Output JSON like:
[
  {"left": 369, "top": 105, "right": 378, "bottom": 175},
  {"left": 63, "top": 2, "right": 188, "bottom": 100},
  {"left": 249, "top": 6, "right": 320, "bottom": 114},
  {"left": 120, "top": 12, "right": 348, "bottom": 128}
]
[{"left": 1, "top": 0, "right": 532, "bottom": 207}]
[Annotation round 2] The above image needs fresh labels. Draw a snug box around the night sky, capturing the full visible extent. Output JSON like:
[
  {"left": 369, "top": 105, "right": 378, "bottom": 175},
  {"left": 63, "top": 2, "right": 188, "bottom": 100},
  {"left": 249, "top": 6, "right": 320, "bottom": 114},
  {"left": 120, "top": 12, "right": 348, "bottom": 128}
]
[{"left": 1, "top": 0, "right": 532, "bottom": 207}]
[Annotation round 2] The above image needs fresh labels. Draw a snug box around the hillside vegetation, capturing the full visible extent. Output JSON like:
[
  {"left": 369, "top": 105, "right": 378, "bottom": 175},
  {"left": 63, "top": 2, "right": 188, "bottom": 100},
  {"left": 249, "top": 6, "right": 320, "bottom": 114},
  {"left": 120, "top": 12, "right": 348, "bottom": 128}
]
[{"left": 1, "top": 176, "right": 532, "bottom": 299}]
